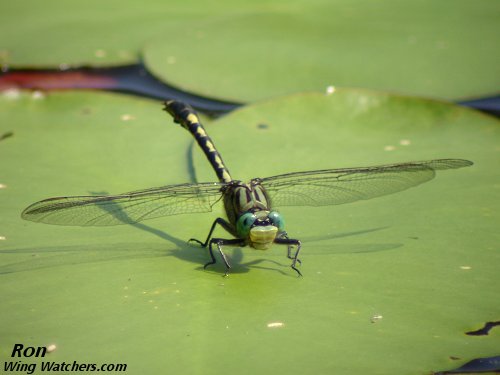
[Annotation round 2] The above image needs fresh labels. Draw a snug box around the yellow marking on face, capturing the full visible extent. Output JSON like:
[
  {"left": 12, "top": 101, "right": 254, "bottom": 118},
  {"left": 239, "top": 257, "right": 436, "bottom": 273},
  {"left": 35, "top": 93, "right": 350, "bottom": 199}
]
[{"left": 250, "top": 226, "right": 278, "bottom": 250}]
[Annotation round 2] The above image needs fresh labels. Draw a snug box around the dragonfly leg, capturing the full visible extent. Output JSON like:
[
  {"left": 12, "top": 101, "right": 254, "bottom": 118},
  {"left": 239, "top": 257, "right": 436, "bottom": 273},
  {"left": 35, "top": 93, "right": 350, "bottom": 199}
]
[
  {"left": 189, "top": 218, "right": 235, "bottom": 247},
  {"left": 287, "top": 245, "right": 302, "bottom": 265},
  {"left": 277, "top": 232, "right": 302, "bottom": 265},
  {"left": 205, "top": 238, "right": 246, "bottom": 275},
  {"left": 274, "top": 235, "right": 302, "bottom": 276}
]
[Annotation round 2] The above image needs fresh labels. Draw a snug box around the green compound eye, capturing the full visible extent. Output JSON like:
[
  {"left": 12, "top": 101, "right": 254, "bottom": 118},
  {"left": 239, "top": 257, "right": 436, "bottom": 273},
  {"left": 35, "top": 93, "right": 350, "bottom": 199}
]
[
  {"left": 236, "top": 212, "right": 257, "bottom": 237},
  {"left": 268, "top": 211, "right": 285, "bottom": 232}
]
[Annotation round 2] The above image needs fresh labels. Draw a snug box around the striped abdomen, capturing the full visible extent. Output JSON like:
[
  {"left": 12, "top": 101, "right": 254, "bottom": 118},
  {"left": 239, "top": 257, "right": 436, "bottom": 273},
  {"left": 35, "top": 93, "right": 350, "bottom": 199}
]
[{"left": 164, "top": 100, "right": 232, "bottom": 183}]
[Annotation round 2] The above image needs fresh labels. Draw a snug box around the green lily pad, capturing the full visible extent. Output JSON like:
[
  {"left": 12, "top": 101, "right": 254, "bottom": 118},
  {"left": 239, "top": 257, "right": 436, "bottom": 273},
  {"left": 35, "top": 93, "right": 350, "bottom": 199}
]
[
  {"left": 2, "top": 1, "right": 498, "bottom": 102},
  {"left": 145, "top": 1, "right": 500, "bottom": 102},
  {"left": 0, "top": 89, "right": 498, "bottom": 374},
  {"left": 0, "top": 0, "right": 260, "bottom": 66}
]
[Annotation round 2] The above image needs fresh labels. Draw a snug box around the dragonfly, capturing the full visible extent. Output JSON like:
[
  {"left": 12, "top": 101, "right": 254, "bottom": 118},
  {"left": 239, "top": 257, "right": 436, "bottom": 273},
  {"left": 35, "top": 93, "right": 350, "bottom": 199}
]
[{"left": 21, "top": 100, "right": 473, "bottom": 276}]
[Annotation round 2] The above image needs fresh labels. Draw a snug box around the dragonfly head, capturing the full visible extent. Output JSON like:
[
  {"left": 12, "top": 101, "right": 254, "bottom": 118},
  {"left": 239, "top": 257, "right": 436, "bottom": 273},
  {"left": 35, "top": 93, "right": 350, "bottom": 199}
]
[{"left": 236, "top": 210, "right": 285, "bottom": 250}]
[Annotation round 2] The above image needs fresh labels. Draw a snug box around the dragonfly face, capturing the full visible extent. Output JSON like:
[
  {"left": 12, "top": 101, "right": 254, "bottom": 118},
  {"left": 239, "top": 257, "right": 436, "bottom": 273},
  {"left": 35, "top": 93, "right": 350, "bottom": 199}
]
[{"left": 237, "top": 210, "right": 285, "bottom": 250}]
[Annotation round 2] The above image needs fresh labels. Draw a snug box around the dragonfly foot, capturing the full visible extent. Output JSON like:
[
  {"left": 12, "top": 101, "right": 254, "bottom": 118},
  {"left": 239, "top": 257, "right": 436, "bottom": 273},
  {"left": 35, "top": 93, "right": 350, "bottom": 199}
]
[{"left": 291, "top": 265, "right": 303, "bottom": 277}]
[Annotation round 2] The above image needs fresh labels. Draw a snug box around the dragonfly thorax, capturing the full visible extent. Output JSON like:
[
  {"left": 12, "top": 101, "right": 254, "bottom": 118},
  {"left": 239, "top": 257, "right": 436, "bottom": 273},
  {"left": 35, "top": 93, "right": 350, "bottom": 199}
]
[{"left": 223, "top": 180, "right": 272, "bottom": 225}]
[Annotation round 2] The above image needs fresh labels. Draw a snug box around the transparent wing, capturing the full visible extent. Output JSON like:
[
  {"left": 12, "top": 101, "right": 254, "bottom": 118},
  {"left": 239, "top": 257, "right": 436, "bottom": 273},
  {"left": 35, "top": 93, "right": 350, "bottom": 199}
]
[
  {"left": 21, "top": 182, "right": 225, "bottom": 226},
  {"left": 259, "top": 159, "right": 472, "bottom": 207}
]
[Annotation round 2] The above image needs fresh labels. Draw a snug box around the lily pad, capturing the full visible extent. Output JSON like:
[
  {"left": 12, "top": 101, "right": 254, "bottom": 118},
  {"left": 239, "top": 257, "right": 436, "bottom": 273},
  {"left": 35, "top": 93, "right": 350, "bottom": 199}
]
[
  {"left": 0, "top": 0, "right": 262, "bottom": 66},
  {"left": 2, "top": 1, "right": 498, "bottom": 102},
  {"left": 144, "top": 1, "right": 500, "bottom": 102},
  {"left": 0, "top": 89, "right": 498, "bottom": 374}
]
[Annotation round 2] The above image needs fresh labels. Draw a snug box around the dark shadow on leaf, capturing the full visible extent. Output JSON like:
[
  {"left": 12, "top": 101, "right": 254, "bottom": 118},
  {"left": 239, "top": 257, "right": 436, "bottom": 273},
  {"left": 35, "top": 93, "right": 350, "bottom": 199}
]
[
  {"left": 297, "top": 226, "right": 404, "bottom": 255},
  {"left": 305, "top": 242, "right": 404, "bottom": 255},
  {"left": 465, "top": 321, "right": 500, "bottom": 336},
  {"left": 300, "top": 226, "right": 389, "bottom": 243},
  {"left": 3, "top": 209, "right": 401, "bottom": 277},
  {"left": 433, "top": 355, "right": 500, "bottom": 374},
  {"left": 0, "top": 242, "right": 185, "bottom": 274},
  {"left": 189, "top": 247, "right": 295, "bottom": 277},
  {"left": 186, "top": 141, "right": 198, "bottom": 184}
]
